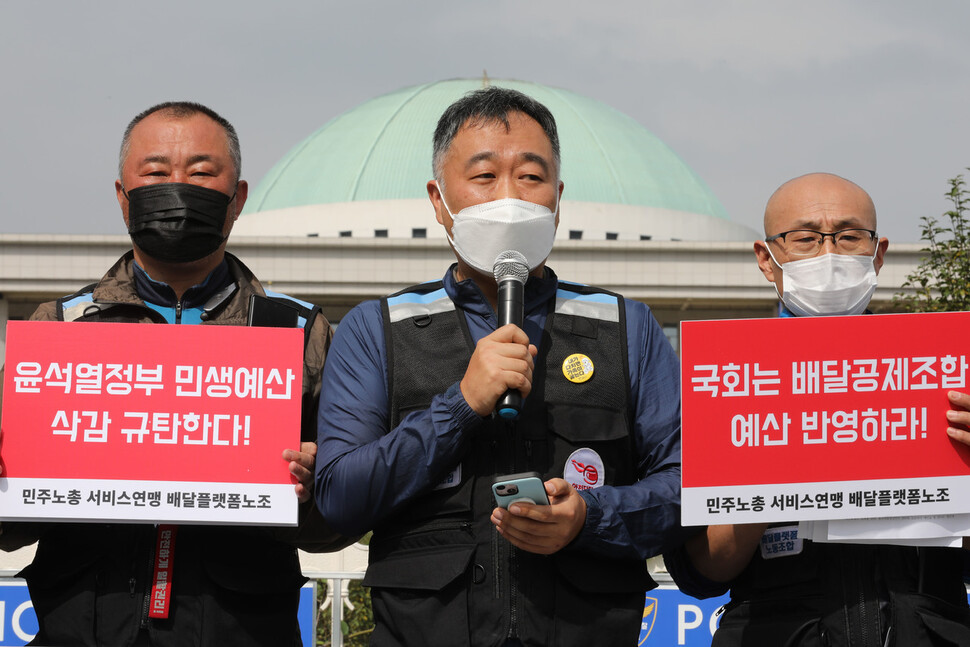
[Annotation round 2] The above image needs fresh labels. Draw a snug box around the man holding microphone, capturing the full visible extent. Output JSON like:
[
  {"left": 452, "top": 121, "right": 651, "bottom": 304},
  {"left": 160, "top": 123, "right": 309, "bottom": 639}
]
[{"left": 315, "top": 86, "right": 688, "bottom": 646}]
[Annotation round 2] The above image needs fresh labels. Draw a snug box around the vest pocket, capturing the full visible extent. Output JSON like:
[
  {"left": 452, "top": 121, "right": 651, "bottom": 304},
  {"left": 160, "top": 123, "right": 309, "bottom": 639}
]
[
  {"left": 546, "top": 404, "right": 634, "bottom": 486},
  {"left": 365, "top": 542, "right": 475, "bottom": 647},
  {"left": 390, "top": 457, "right": 474, "bottom": 525},
  {"left": 888, "top": 590, "right": 970, "bottom": 646},
  {"left": 556, "top": 551, "right": 653, "bottom": 593},
  {"left": 712, "top": 598, "right": 828, "bottom": 647},
  {"left": 551, "top": 554, "right": 649, "bottom": 647},
  {"left": 547, "top": 404, "right": 630, "bottom": 443}
]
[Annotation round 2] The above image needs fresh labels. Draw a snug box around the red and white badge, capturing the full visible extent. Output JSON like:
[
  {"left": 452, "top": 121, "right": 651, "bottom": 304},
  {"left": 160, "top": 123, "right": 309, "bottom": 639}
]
[{"left": 564, "top": 448, "right": 605, "bottom": 491}]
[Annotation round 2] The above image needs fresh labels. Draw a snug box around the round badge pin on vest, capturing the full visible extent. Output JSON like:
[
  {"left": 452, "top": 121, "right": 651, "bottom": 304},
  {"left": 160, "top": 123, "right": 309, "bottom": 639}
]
[
  {"left": 564, "top": 448, "right": 605, "bottom": 491},
  {"left": 562, "top": 353, "right": 594, "bottom": 383}
]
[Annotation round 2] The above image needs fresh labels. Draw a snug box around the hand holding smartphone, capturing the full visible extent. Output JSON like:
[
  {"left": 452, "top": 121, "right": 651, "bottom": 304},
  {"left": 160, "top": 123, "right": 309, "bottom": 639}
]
[{"left": 492, "top": 471, "right": 550, "bottom": 508}]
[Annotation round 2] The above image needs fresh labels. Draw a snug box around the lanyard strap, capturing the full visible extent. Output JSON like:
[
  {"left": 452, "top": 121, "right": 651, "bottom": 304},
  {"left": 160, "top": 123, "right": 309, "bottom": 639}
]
[{"left": 148, "top": 524, "right": 177, "bottom": 619}]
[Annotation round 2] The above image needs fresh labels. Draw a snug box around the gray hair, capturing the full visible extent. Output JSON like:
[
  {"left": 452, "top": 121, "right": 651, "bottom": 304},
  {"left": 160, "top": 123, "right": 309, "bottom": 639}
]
[
  {"left": 118, "top": 101, "right": 241, "bottom": 183},
  {"left": 432, "top": 87, "right": 560, "bottom": 183}
]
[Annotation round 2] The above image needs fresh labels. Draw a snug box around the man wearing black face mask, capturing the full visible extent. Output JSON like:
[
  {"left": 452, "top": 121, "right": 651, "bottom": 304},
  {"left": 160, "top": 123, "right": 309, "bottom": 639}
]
[
  {"left": 0, "top": 102, "right": 353, "bottom": 646},
  {"left": 123, "top": 182, "right": 236, "bottom": 264}
]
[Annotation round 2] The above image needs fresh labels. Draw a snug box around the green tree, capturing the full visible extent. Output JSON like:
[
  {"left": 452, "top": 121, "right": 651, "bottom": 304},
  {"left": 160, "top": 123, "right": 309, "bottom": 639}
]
[{"left": 895, "top": 173, "right": 970, "bottom": 312}]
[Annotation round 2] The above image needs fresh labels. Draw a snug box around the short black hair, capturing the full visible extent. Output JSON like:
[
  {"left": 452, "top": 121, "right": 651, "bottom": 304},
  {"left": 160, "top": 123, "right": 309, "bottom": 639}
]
[
  {"left": 432, "top": 86, "right": 560, "bottom": 181},
  {"left": 118, "top": 101, "right": 241, "bottom": 183}
]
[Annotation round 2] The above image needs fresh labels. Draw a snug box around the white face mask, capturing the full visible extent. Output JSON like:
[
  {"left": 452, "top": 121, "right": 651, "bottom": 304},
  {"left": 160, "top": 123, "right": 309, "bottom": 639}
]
[
  {"left": 440, "top": 194, "right": 558, "bottom": 276},
  {"left": 768, "top": 247, "right": 878, "bottom": 317}
]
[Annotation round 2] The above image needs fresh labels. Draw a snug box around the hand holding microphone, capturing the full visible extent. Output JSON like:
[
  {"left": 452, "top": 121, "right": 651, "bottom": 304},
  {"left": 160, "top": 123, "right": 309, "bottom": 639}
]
[{"left": 457, "top": 251, "right": 535, "bottom": 419}]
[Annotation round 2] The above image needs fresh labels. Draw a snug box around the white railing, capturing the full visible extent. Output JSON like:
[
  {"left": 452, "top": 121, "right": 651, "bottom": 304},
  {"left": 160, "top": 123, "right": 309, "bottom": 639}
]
[{"left": 307, "top": 571, "right": 366, "bottom": 647}]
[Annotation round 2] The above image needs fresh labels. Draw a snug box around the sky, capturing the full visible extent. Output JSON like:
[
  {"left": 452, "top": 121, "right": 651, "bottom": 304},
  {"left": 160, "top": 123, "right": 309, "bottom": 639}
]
[{"left": 2, "top": 1, "right": 968, "bottom": 244}]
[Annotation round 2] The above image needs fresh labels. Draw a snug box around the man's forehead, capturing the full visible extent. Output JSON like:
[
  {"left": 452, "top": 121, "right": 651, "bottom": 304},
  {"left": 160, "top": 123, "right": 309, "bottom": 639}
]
[
  {"left": 777, "top": 204, "right": 875, "bottom": 228},
  {"left": 130, "top": 112, "right": 227, "bottom": 148},
  {"left": 458, "top": 112, "right": 514, "bottom": 133},
  {"left": 448, "top": 113, "right": 553, "bottom": 161},
  {"left": 461, "top": 112, "right": 546, "bottom": 139},
  {"left": 766, "top": 176, "right": 876, "bottom": 232}
]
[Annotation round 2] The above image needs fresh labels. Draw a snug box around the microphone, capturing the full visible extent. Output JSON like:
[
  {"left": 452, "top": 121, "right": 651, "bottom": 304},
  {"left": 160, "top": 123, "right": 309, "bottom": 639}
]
[{"left": 493, "top": 251, "right": 530, "bottom": 420}]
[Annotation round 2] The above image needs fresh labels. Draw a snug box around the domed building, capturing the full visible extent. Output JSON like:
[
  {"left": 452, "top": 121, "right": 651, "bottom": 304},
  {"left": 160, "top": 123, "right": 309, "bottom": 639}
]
[
  {"left": 0, "top": 79, "right": 919, "bottom": 357},
  {"left": 235, "top": 78, "right": 755, "bottom": 243}
]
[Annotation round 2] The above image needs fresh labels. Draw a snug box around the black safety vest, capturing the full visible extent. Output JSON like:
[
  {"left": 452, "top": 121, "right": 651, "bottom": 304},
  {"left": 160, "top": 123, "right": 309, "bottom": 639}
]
[
  {"left": 715, "top": 537, "right": 970, "bottom": 646},
  {"left": 364, "top": 280, "right": 653, "bottom": 647}
]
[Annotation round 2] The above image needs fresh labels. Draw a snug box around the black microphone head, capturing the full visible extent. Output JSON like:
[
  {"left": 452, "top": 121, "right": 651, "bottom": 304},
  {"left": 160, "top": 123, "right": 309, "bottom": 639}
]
[{"left": 492, "top": 250, "right": 529, "bottom": 285}]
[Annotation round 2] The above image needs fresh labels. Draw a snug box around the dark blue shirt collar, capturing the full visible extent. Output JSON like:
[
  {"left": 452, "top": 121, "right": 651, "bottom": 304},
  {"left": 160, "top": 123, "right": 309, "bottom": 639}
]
[
  {"left": 442, "top": 263, "right": 559, "bottom": 319},
  {"left": 132, "top": 260, "right": 232, "bottom": 309}
]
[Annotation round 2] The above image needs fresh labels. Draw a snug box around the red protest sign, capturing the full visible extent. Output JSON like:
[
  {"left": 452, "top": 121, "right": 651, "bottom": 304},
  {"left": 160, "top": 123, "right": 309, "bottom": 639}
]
[
  {"left": 1, "top": 320, "right": 304, "bottom": 525},
  {"left": 681, "top": 312, "right": 970, "bottom": 525}
]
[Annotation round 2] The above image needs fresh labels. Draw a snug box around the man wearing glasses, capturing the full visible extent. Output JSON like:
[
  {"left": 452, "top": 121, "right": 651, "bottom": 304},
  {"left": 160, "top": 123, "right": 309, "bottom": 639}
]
[
  {"left": 666, "top": 173, "right": 970, "bottom": 646},
  {"left": 753, "top": 172, "right": 887, "bottom": 318}
]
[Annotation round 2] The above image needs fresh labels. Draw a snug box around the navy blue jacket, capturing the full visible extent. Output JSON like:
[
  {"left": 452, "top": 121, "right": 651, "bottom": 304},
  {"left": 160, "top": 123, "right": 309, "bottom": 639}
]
[{"left": 315, "top": 265, "right": 685, "bottom": 561}]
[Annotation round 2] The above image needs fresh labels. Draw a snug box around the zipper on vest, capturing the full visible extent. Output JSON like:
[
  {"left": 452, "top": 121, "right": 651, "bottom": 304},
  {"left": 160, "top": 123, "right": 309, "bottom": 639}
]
[
  {"left": 843, "top": 549, "right": 880, "bottom": 647},
  {"left": 508, "top": 545, "right": 519, "bottom": 639},
  {"left": 139, "top": 530, "right": 157, "bottom": 629},
  {"left": 861, "top": 551, "right": 881, "bottom": 647},
  {"left": 487, "top": 432, "right": 503, "bottom": 606},
  {"left": 505, "top": 420, "right": 519, "bottom": 640},
  {"left": 174, "top": 300, "right": 182, "bottom": 324}
]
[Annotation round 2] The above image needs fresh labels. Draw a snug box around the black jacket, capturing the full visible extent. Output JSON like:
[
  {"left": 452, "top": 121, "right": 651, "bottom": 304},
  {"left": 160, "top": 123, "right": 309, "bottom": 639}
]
[
  {"left": 666, "top": 529, "right": 970, "bottom": 646},
  {"left": 1, "top": 252, "right": 352, "bottom": 647}
]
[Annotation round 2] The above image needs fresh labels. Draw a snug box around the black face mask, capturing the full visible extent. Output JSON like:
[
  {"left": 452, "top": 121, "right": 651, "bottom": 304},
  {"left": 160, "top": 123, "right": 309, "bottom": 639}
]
[{"left": 125, "top": 183, "right": 234, "bottom": 263}]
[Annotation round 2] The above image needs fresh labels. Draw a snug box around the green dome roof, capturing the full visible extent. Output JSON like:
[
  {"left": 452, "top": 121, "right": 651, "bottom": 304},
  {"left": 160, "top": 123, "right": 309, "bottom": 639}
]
[{"left": 244, "top": 79, "right": 728, "bottom": 219}]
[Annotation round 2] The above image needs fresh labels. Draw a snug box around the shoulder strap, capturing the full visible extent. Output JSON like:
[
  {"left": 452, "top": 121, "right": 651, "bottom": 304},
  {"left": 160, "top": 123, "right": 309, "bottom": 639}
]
[
  {"left": 250, "top": 289, "right": 323, "bottom": 348},
  {"left": 55, "top": 283, "right": 100, "bottom": 322},
  {"left": 384, "top": 281, "right": 455, "bottom": 324},
  {"left": 543, "top": 281, "right": 630, "bottom": 414},
  {"left": 381, "top": 281, "right": 472, "bottom": 429},
  {"left": 259, "top": 289, "right": 317, "bottom": 328},
  {"left": 553, "top": 281, "right": 622, "bottom": 323},
  {"left": 252, "top": 290, "right": 321, "bottom": 349}
]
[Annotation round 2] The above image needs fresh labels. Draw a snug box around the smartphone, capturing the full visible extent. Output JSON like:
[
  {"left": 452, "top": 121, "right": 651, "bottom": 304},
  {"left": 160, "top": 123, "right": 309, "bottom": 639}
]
[{"left": 492, "top": 472, "right": 550, "bottom": 508}]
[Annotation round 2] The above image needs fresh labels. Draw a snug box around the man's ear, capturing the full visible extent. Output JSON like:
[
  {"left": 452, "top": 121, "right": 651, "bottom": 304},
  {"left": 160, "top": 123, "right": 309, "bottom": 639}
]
[
  {"left": 427, "top": 180, "right": 445, "bottom": 226},
  {"left": 232, "top": 180, "right": 249, "bottom": 221},
  {"left": 116, "top": 179, "right": 130, "bottom": 228},
  {"left": 753, "top": 241, "right": 778, "bottom": 284},
  {"left": 873, "top": 237, "right": 889, "bottom": 274},
  {"left": 555, "top": 180, "right": 564, "bottom": 229}
]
